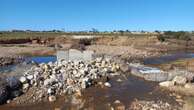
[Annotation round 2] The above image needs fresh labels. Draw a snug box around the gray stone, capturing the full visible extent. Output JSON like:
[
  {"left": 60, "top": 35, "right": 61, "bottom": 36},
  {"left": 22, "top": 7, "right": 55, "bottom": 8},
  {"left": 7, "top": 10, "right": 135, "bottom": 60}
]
[
  {"left": 27, "top": 75, "right": 34, "bottom": 80},
  {"left": 6, "top": 77, "right": 21, "bottom": 90},
  {"left": 79, "top": 69, "right": 85, "bottom": 74},
  {"left": 47, "top": 88, "right": 55, "bottom": 95},
  {"left": 43, "top": 78, "right": 56, "bottom": 87},
  {"left": 159, "top": 81, "right": 174, "bottom": 87},
  {"left": 23, "top": 83, "right": 29, "bottom": 90},
  {"left": 81, "top": 82, "right": 87, "bottom": 89},
  {"left": 101, "top": 61, "right": 106, "bottom": 67},
  {"left": 96, "top": 57, "right": 102, "bottom": 63},
  {"left": 72, "top": 70, "right": 77, "bottom": 75},
  {"left": 113, "top": 100, "right": 125, "bottom": 110},
  {"left": 6, "top": 100, "right": 11, "bottom": 104},
  {"left": 114, "top": 100, "right": 121, "bottom": 104},
  {"left": 116, "top": 78, "right": 123, "bottom": 82},
  {"left": 104, "top": 82, "right": 111, "bottom": 87},
  {"left": 184, "top": 83, "right": 194, "bottom": 89},
  {"left": 48, "top": 95, "right": 56, "bottom": 102},
  {"left": 173, "top": 76, "right": 187, "bottom": 85},
  {"left": 19, "top": 77, "right": 27, "bottom": 83}
]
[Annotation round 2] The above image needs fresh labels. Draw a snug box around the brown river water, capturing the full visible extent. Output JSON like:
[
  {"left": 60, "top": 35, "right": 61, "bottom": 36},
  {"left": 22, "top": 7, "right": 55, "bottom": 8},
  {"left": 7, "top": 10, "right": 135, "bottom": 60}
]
[{"left": 0, "top": 75, "right": 178, "bottom": 110}]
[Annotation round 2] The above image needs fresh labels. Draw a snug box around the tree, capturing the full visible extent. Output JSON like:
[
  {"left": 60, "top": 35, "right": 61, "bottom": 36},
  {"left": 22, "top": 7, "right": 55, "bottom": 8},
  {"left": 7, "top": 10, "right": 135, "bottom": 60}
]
[
  {"left": 154, "top": 30, "right": 160, "bottom": 33},
  {"left": 91, "top": 28, "right": 99, "bottom": 33},
  {"left": 157, "top": 34, "right": 165, "bottom": 42},
  {"left": 118, "top": 30, "right": 124, "bottom": 35},
  {"left": 125, "top": 30, "right": 131, "bottom": 33}
]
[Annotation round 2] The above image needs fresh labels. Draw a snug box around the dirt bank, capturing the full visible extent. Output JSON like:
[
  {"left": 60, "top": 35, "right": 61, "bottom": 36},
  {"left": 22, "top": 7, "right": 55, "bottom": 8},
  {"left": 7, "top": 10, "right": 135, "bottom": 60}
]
[
  {"left": 0, "top": 45, "right": 55, "bottom": 57},
  {"left": 1, "top": 34, "right": 194, "bottom": 57}
]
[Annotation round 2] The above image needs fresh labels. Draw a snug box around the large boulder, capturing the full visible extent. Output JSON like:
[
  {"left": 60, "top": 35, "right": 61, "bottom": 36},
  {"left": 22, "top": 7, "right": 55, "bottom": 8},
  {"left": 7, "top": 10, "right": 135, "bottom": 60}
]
[
  {"left": 10, "top": 90, "right": 23, "bottom": 98},
  {"left": 113, "top": 100, "right": 125, "bottom": 110},
  {"left": 6, "top": 77, "right": 22, "bottom": 90},
  {"left": 184, "top": 83, "right": 194, "bottom": 89},
  {"left": 173, "top": 76, "right": 187, "bottom": 85},
  {"left": 48, "top": 95, "right": 56, "bottom": 102},
  {"left": 19, "top": 76, "right": 27, "bottom": 84},
  {"left": 159, "top": 81, "right": 174, "bottom": 87}
]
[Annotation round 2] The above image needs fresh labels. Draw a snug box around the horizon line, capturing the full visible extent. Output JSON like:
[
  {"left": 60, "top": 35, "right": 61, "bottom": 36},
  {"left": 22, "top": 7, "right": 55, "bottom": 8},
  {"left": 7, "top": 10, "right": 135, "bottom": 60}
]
[{"left": 0, "top": 29, "right": 194, "bottom": 32}]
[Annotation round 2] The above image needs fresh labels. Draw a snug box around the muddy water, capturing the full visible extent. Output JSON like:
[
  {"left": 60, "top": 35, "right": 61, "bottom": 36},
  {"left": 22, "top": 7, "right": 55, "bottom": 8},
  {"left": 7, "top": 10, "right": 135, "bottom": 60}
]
[
  {"left": 81, "top": 76, "right": 177, "bottom": 109},
  {"left": 0, "top": 75, "right": 178, "bottom": 110}
]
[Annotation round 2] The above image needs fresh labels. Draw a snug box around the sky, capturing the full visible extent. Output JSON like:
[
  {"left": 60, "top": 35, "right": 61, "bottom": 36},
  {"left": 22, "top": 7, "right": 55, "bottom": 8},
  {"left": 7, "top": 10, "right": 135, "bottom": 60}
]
[{"left": 0, "top": 0, "right": 194, "bottom": 31}]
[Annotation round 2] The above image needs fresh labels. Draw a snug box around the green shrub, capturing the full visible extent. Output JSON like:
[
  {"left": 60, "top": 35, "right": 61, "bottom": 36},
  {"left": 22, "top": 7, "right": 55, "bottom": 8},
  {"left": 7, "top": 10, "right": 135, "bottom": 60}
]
[
  {"left": 79, "top": 38, "right": 92, "bottom": 45},
  {"left": 163, "top": 31, "right": 192, "bottom": 41},
  {"left": 157, "top": 34, "right": 165, "bottom": 42}
]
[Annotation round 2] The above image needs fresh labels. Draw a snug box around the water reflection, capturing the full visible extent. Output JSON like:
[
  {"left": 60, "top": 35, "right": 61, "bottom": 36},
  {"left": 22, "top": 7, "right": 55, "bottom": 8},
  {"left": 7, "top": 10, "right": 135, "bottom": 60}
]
[{"left": 27, "top": 56, "right": 56, "bottom": 64}]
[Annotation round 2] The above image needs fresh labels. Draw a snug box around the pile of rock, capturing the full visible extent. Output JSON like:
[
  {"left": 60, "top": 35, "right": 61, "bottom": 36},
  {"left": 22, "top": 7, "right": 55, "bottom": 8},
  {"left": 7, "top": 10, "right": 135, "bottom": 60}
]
[
  {"left": 159, "top": 75, "right": 192, "bottom": 88},
  {"left": 19, "top": 57, "right": 120, "bottom": 102},
  {"left": 159, "top": 74, "right": 194, "bottom": 98}
]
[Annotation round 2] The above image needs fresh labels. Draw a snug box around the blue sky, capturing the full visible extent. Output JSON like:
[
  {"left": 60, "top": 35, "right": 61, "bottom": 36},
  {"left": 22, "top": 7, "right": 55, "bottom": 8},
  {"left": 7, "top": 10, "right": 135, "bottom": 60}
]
[{"left": 0, "top": 0, "right": 194, "bottom": 31}]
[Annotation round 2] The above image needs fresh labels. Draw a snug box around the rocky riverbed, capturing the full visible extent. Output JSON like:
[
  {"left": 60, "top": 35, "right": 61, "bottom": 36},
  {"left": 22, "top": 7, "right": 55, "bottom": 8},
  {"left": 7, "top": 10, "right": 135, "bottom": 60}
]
[
  {"left": 0, "top": 55, "right": 183, "bottom": 110},
  {"left": 1, "top": 50, "right": 193, "bottom": 110}
]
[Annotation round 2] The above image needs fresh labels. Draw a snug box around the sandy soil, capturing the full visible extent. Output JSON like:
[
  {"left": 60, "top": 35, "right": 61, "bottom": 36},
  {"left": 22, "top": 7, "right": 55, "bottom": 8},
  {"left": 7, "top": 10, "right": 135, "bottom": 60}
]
[{"left": 86, "top": 45, "right": 160, "bottom": 59}]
